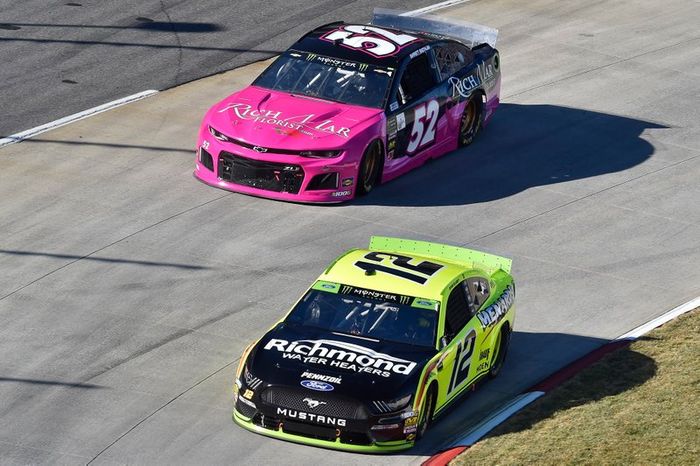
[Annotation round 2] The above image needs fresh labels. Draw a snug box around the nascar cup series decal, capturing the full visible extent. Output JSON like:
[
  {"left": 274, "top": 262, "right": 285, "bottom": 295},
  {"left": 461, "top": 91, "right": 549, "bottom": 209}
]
[
  {"left": 218, "top": 103, "right": 351, "bottom": 138},
  {"left": 264, "top": 339, "right": 417, "bottom": 377}
]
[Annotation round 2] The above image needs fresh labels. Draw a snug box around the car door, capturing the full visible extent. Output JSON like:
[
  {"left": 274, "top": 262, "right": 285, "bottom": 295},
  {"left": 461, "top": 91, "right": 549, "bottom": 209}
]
[
  {"left": 435, "top": 279, "right": 480, "bottom": 409},
  {"left": 384, "top": 48, "right": 450, "bottom": 168}
]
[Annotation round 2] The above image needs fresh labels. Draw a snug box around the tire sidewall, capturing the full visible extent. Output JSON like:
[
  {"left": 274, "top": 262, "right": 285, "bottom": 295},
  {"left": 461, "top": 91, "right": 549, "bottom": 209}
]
[
  {"left": 489, "top": 326, "right": 510, "bottom": 378},
  {"left": 459, "top": 93, "right": 483, "bottom": 147},
  {"left": 357, "top": 140, "right": 382, "bottom": 196},
  {"left": 416, "top": 388, "right": 435, "bottom": 441}
]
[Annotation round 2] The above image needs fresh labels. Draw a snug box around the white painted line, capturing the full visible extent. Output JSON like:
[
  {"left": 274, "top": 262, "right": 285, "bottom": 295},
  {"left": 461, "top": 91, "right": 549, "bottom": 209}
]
[
  {"left": 449, "top": 391, "right": 545, "bottom": 447},
  {"left": 0, "top": 90, "right": 159, "bottom": 148},
  {"left": 616, "top": 295, "right": 700, "bottom": 341},
  {"left": 402, "top": 0, "right": 470, "bottom": 17},
  {"left": 1, "top": 1, "right": 468, "bottom": 149}
]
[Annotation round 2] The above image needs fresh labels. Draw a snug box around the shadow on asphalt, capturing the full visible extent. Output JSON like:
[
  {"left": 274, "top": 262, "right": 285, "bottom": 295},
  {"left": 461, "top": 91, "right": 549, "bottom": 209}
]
[
  {"left": 0, "top": 377, "right": 103, "bottom": 389},
  {"left": 0, "top": 249, "right": 211, "bottom": 270},
  {"left": 401, "top": 330, "right": 657, "bottom": 458},
  {"left": 0, "top": 20, "right": 223, "bottom": 33},
  {"left": 483, "top": 343, "right": 656, "bottom": 439},
  {"left": 359, "top": 103, "right": 666, "bottom": 207}
]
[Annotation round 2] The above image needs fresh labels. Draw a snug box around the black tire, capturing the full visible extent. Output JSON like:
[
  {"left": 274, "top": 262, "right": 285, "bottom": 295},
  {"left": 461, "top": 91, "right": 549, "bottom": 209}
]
[
  {"left": 458, "top": 93, "right": 483, "bottom": 147},
  {"left": 356, "top": 140, "right": 382, "bottom": 196},
  {"left": 416, "top": 387, "right": 436, "bottom": 441},
  {"left": 489, "top": 325, "right": 511, "bottom": 378}
]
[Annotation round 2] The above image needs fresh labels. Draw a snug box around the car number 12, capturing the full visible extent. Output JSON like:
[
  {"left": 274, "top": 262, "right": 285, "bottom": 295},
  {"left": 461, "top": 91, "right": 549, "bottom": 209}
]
[{"left": 407, "top": 100, "right": 439, "bottom": 154}]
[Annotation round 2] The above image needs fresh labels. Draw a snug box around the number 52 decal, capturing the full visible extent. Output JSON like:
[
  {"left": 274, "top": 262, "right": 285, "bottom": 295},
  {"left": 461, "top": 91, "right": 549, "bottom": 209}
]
[{"left": 407, "top": 100, "right": 439, "bottom": 154}]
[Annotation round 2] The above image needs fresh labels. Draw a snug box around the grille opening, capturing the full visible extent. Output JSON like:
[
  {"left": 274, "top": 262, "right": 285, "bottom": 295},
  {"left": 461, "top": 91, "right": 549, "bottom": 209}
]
[
  {"left": 282, "top": 420, "right": 337, "bottom": 441},
  {"left": 261, "top": 386, "right": 369, "bottom": 419},
  {"left": 217, "top": 151, "right": 304, "bottom": 194},
  {"left": 307, "top": 172, "right": 339, "bottom": 190},
  {"left": 235, "top": 398, "right": 257, "bottom": 418},
  {"left": 253, "top": 413, "right": 280, "bottom": 430},
  {"left": 199, "top": 147, "right": 214, "bottom": 171}
]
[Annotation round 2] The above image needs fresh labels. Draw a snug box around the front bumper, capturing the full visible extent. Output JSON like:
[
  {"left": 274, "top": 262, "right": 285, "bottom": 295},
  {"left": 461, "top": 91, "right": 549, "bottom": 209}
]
[
  {"left": 194, "top": 132, "right": 358, "bottom": 204},
  {"left": 232, "top": 408, "right": 414, "bottom": 453},
  {"left": 232, "top": 385, "right": 417, "bottom": 453}
]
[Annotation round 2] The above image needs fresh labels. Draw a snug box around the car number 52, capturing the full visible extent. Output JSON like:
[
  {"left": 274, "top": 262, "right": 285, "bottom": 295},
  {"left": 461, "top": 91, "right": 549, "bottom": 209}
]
[{"left": 407, "top": 100, "right": 439, "bottom": 154}]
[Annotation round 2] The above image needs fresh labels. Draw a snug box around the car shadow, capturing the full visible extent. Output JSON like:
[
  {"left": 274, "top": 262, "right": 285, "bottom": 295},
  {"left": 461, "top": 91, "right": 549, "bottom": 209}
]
[
  {"left": 402, "top": 330, "right": 656, "bottom": 458},
  {"left": 357, "top": 103, "right": 666, "bottom": 207}
]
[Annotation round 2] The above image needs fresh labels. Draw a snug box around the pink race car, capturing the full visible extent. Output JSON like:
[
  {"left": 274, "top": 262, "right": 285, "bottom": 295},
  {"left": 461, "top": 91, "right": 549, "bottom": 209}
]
[{"left": 194, "top": 10, "right": 500, "bottom": 203}]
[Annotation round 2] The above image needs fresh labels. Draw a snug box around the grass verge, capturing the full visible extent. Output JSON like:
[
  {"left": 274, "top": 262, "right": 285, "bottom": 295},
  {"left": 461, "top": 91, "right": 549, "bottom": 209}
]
[{"left": 453, "top": 308, "right": 699, "bottom": 465}]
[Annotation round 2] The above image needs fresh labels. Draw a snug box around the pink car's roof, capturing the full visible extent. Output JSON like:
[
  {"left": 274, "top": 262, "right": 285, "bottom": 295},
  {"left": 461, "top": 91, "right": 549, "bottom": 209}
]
[{"left": 207, "top": 86, "right": 383, "bottom": 150}]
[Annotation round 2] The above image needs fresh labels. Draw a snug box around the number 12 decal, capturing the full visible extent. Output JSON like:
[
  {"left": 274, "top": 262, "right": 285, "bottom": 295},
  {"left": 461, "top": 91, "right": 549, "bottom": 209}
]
[
  {"left": 354, "top": 252, "right": 443, "bottom": 285},
  {"left": 407, "top": 100, "right": 439, "bottom": 154},
  {"left": 448, "top": 329, "right": 476, "bottom": 394}
]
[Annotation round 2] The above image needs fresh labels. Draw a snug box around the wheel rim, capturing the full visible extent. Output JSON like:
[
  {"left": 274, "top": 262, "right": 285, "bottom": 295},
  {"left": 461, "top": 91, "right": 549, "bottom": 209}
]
[
  {"left": 460, "top": 98, "right": 478, "bottom": 143},
  {"left": 362, "top": 144, "right": 379, "bottom": 192}
]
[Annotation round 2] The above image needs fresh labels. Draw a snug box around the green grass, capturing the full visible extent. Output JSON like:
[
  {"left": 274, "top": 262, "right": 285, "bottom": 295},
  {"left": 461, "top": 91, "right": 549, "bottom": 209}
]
[{"left": 454, "top": 309, "right": 700, "bottom": 466}]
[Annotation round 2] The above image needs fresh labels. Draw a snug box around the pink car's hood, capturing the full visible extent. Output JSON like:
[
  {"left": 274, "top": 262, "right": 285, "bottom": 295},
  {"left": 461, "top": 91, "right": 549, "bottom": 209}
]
[{"left": 207, "top": 86, "right": 383, "bottom": 150}]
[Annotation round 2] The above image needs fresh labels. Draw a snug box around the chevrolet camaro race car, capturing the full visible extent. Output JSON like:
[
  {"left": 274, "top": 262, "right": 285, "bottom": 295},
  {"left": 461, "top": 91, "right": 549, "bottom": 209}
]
[
  {"left": 195, "top": 9, "right": 500, "bottom": 203},
  {"left": 233, "top": 237, "right": 515, "bottom": 452}
]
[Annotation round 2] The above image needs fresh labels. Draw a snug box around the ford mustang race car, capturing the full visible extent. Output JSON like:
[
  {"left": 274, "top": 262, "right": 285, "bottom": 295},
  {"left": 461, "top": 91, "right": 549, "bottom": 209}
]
[
  {"left": 233, "top": 237, "right": 515, "bottom": 452},
  {"left": 195, "top": 9, "right": 500, "bottom": 203}
]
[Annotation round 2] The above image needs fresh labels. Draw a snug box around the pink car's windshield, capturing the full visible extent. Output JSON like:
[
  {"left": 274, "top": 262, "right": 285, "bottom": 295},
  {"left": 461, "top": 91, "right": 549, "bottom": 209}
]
[{"left": 253, "top": 51, "right": 393, "bottom": 109}]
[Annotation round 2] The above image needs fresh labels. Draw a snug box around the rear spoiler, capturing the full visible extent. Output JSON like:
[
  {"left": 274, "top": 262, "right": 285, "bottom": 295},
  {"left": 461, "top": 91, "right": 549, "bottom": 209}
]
[
  {"left": 371, "top": 8, "right": 498, "bottom": 48},
  {"left": 369, "top": 236, "right": 512, "bottom": 274}
]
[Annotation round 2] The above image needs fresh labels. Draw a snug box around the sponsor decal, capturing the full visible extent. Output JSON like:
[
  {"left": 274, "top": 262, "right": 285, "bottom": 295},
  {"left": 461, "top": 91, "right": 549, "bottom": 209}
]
[
  {"left": 306, "top": 52, "right": 370, "bottom": 72},
  {"left": 412, "top": 298, "right": 439, "bottom": 310},
  {"left": 406, "top": 433, "right": 416, "bottom": 441},
  {"left": 389, "top": 101, "right": 399, "bottom": 111},
  {"left": 303, "top": 397, "right": 327, "bottom": 409},
  {"left": 218, "top": 103, "right": 351, "bottom": 138},
  {"left": 340, "top": 284, "right": 412, "bottom": 305},
  {"left": 276, "top": 407, "right": 346, "bottom": 427},
  {"left": 449, "top": 61, "right": 497, "bottom": 98},
  {"left": 476, "top": 362, "right": 488, "bottom": 372},
  {"left": 301, "top": 371, "right": 342, "bottom": 384},
  {"left": 404, "top": 416, "right": 418, "bottom": 427},
  {"left": 449, "top": 74, "right": 480, "bottom": 98},
  {"left": 242, "top": 389, "right": 254, "bottom": 399},
  {"left": 479, "top": 348, "right": 490, "bottom": 360},
  {"left": 331, "top": 190, "right": 352, "bottom": 197},
  {"left": 396, "top": 112, "right": 406, "bottom": 131},
  {"left": 301, "top": 380, "right": 335, "bottom": 392},
  {"left": 263, "top": 338, "right": 417, "bottom": 378},
  {"left": 342, "top": 177, "right": 354, "bottom": 187},
  {"left": 409, "top": 45, "right": 430, "bottom": 59},
  {"left": 403, "top": 425, "right": 417, "bottom": 434},
  {"left": 475, "top": 285, "right": 515, "bottom": 329}
]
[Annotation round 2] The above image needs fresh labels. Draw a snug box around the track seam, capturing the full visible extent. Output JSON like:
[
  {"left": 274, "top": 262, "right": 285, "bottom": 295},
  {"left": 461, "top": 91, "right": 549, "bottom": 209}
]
[{"left": 86, "top": 359, "right": 238, "bottom": 464}]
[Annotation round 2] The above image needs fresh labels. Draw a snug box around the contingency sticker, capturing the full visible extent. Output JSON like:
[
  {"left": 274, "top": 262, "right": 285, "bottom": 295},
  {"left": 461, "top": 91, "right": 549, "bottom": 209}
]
[{"left": 396, "top": 112, "right": 406, "bottom": 131}]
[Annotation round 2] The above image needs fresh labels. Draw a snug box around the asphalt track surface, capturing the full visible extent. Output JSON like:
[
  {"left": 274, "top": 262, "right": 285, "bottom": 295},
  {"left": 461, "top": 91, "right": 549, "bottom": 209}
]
[
  {"left": 1, "top": 0, "right": 700, "bottom": 464},
  {"left": 0, "top": 0, "right": 428, "bottom": 136}
]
